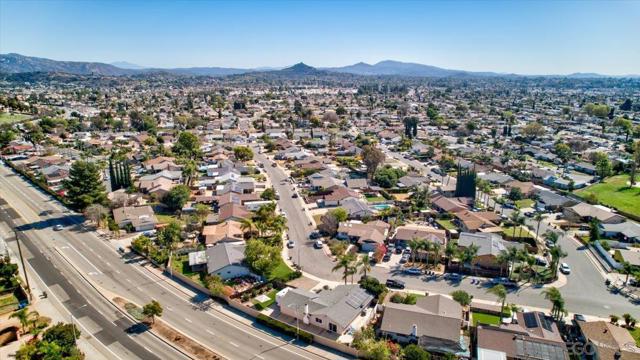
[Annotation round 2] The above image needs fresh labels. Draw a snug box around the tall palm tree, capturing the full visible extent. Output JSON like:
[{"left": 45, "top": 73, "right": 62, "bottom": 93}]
[
  {"left": 359, "top": 254, "right": 372, "bottom": 279},
  {"left": 408, "top": 238, "right": 423, "bottom": 264},
  {"left": 549, "top": 245, "right": 568, "bottom": 280},
  {"left": 239, "top": 218, "right": 256, "bottom": 239},
  {"left": 422, "top": 241, "right": 433, "bottom": 266},
  {"left": 487, "top": 284, "right": 508, "bottom": 316},
  {"left": 444, "top": 241, "right": 458, "bottom": 268},
  {"left": 542, "top": 287, "right": 566, "bottom": 320},
  {"left": 431, "top": 242, "right": 442, "bottom": 268},
  {"left": 534, "top": 212, "right": 544, "bottom": 241},
  {"left": 543, "top": 231, "right": 559, "bottom": 246},
  {"left": 332, "top": 254, "right": 356, "bottom": 285},
  {"left": 460, "top": 244, "right": 479, "bottom": 274}
]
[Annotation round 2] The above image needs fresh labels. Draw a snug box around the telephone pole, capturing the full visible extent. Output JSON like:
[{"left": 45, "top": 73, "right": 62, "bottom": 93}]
[{"left": 14, "top": 229, "right": 32, "bottom": 301}]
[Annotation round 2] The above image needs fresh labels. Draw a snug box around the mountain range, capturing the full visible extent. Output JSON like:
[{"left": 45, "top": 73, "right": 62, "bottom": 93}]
[{"left": 1, "top": 53, "right": 636, "bottom": 79}]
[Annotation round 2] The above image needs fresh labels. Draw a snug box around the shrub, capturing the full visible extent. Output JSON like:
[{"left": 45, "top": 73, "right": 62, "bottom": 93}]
[
  {"left": 359, "top": 276, "right": 387, "bottom": 297},
  {"left": 256, "top": 314, "right": 314, "bottom": 343},
  {"left": 403, "top": 293, "right": 417, "bottom": 305},
  {"left": 390, "top": 293, "right": 405, "bottom": 303}
]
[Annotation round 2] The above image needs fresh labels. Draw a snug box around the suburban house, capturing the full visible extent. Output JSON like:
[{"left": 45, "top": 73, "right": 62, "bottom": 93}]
[
  {"left": 341, "top": 197, "right": 374, "bottom": 219},
  {"left": 112, "top": 205, "right": 158, "bottom": 232},
  {"left": 207, "top": 202, "right": 251, "bottom": 224},
  {"left": 379, "top": 295, "right": 467, "bottom": 357},
  {"left": 563, "top": 203, "right": 626, "bottom": 224},
  {"left": 202, "top": 220, "right": 245, "bottom": 246},
  {"left": 276, "top": 285, "right": 374, "bottom": 335},
  {"left": 143, "top": 157, "right": 181, "bottom": 172},
  {"left": 599, "top": 222, "right": 640, "bottom": 243},
  {"left": 505, "top": 180, "right": 536, "bottom": 198},
  {"left": 431, "top": 194, "right": 468, "bottom": 213},
  {"left": 457, "top": 232, "right": 524, "bottom": 274},
  {"left": 476, "top": 312, "right": 569, "bottom": 360},
  {"left": 453, "top": 210, "right": 500, "bottom": 233},
  {"left": 205, "top": 243, "right": 251, "bottom": 280},
  {"left": 320, "top": 185, "right": 361, "bottom": 207},
  {"left": 576, "top": 320, "right": 640, "bottom": 360},
  {"left": 393, "top": 224, "right": 447, "bottom": 248},
  {"left": 535, "top": 189, "right": 577, "bottom": 211},
  {"left": 337, "top": 220, "right": 390, "bottom": 252}
]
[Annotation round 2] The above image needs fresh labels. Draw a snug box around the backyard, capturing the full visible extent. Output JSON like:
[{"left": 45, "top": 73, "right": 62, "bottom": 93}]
[
  {"left": 515, "top": 199, "right": 535, "bottom": 209},
  {"left": 436, "top": 219, "right": 457, "bottom": 231},
  {"left": 501, "top": 226, "right": 534, "bottom": 240},
  {"left": 629, "top": 327, "right": 640, "bottom": 346},
  {"left": 471, "top": 311, "right": 502, "bottom": 326},
  {"left": 576, "top": 175, "right": 640, "bottom": 217}
]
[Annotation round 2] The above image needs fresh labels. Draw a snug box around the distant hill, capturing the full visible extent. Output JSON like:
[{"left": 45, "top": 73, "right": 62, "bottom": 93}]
[
  {"left": 1, "top": 53, "right": 135, "bottom": 76},
  {"left": 2, "top": 53, "right": 637, "bottom": 79},
  {"left": 327, "top": 60, "right": 506, "bottom": 78},
  {"left": 111, "top": 61, "right": 145, "bottom": 70}
]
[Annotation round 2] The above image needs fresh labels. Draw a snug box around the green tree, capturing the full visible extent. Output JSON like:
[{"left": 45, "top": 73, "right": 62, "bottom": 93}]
[
  {"left": 142, "top": 300, "right": 163, "bottom": 324},
  {"left": 63, "top": 160, "right": 107, "bottom": 210},
  {"left": 233, "top": 146, "right": 254, "bottom": 161},
  {"left": 244, "top": 240, "right": 280, "bottom": 276},
  {"left": 554, "top": 143, "right": 572, "bottom": 162},
  {"left": 0, "top": 127, "right": 16, "bottom": 148},
  {"left": 260, "top": 187, "right": 277, "bottom": 201},
  {"left": 157, "top": 220, "right": 182, "bottom": 247},
  {"left": 162, "top": 184, "right": 191, "bottom": 211},
  {"left": 487, "top": 284, "right": 507, "bottom": 316},
  {"left": 450, "top": 290, "right": 473, "bottom": 307},
  {"left": 333, "top": 253, "right": 356, "bottom": 285},
  {"left": 194, "top": 203, "right": 211, "bottom": 224},
  {"left": 358, "top": 254, "right": 372, "bottom": 278},
  {"left": 542, "top": 287, "right": 567, "bottom": 320},
  {"left": 403, "top": 344, "right": 431, "bottom": 360},
  {"left": 172, "top": 131, "right": 201, "bottom": 159},
  {"left": 549, "top": 245, "right": 568, "bottom": 280},
  {"left": 630, "top": 141, "right": 640, "bottom": 186}
]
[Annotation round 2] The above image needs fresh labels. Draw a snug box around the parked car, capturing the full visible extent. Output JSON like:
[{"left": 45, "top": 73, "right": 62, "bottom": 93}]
[
  {"left": 573, "top": 314, "right": 586, "bottom": 322},
  {"left": 286, "top": 240, "right": 295, "bottom": 248},
  {"left": 314, "top": 240, "right": 323, "bottom": 249},
  {"left": 291, "top": 193, "right": 299, "bottom": 198},
  {"left": 395, "top": 247, "right": 404, "bottom": 254},
  {"left": 560, "top": 263, "right": 571, "bottom": 274},
  {"left": 545, "top": 240, "right": 556, "bottom": 248},
  {"left": 444, "top": 273, "right": 462, "bottom": 282},
  {"left": 271, "top": 163, "right": 277, "bottom": 167},
  {"left": 53, "top": 224, "right": 64, "bottom": 231},
  {"left": 309, "top": 231, "right": 322, "bottom": 240},
  {"left": 492, "top": 277, "right": 519, "bottom": 288},
  {"left": 382, "top": 253, "right": 391, "bottom": 262},
  {"left": 524, "top": 211, "right": 534, "bottom": 217},
  {"left": 117, "top": 246, "right": 126, "bottom": 254},
  {"left": 403, "top": 268, "right": 422, "bottom": 275},
  {"left": 400, "top": 254, "right": 410, "bottom": 263},
  {"left": 385, "top": 279, "right": 405, "bottom": 289}
]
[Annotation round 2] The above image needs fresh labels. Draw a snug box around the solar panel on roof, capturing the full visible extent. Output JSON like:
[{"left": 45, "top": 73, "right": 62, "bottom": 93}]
[{"left": 523, "top": 312, "right": 538, "bottom": 328}]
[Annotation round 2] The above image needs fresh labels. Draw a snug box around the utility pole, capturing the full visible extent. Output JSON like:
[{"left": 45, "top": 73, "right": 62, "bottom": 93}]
[{"left": 14, "top": 229, "right": 32, "bottom": 301}]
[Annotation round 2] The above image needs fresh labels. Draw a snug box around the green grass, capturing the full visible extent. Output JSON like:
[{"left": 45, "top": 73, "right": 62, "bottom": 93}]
[
  {"left": 576, "top": 175, "right": 640, "bottom": 217},
  {"left": 515, "top": 199, "right": 535, "bottom": 209},
  {"left": 629, "top": 327, "right": 640, "bottom": 347},
  {"left": 155, "top": 213, "right": 184, "bottom": 225},
  {"left": 501, "top": 226, "right": 534, "bottom": 239},
  {"left": 253, "top": 289, "right": 278, "bottom": 310},
  {"left": 268, "top": 260, "right": 295, "bottom": 282},
  {"left": 0, "top": 113, "right": 30, "bottom": 124},
  {"left": 170, "top": 255, "right": 207, "bottom": 286},
  {"left": 472, "top": 312, "right": 502, "bottom": 326},
  {"left": 0, "top": 293, "right": 20, "bottom": 315},
  {"left": 365, "top": 196, "right": 386, "bottom": 203},
  {"left": 436, "top": 219, "right": 457, "bottom": 231}
]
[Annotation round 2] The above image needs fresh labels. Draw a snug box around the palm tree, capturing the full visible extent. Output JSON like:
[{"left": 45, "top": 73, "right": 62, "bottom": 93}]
[
  {"left": 621, "top": 261, "right": 635, "bottom": 285},
  {"left": 534, "top": 212, "right": 544, "bottom": 241},
  {"left": 431, "top": 242, "right": 442, "bottom": 268},
  {"left": 358, "top": 254, "right": 372, "bottom": 279},
  {"left": 460, "top": 244, "right": 479, "bottom": 274},
  {"left": 333, "top": 254, "right": 356, "bottom": 285},
  {"left": 408, "top": 238, "right": 423, "bottom": 264},
  {"left": 549, "top": 245, "right": 568, "bottom": 280},
  {"left": 9, "top": 307, "right": 38, "bottom": 334},
  {"left": 240, "top": 217, "right": 256, "bottom": 239},
  {"left": 422, "top": 241, "right": 433, "bottom": 266},
  {"left": 444, "top": 241, "right": 458, "bottom": 268},
  {"left": 542, "top": 287, "right": 566, "bottom": 320},
  {"left": 487, "top": 284, "right": 508, "bottom": 316},
  {"left": 543, "top": 231, "right": 559, "bottom": 246}
]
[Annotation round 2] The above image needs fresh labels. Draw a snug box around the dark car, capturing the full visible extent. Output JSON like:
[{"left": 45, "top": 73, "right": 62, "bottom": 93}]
[
  {"left": 382, "top": 253, "right": 391, "bottom": 262},
  {"left": 385, "top": 279, "right": 405, "bottom": 289},
  {"left": 395, "top": 247, "right": 403, "bottom": 254},
  {"left": 292, "top": 193, "right": 299, "bottom": 198},
  {"left": 309, "top": 231, "right": 322, "bottom": 240},
  {"left": 271, "top": 163, "right": 277, "bottom": 167}
]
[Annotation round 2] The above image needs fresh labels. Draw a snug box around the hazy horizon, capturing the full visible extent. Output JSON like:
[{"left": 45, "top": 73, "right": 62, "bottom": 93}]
[{"left": 1, "top": 0, "right": 639, "bottom": 75}]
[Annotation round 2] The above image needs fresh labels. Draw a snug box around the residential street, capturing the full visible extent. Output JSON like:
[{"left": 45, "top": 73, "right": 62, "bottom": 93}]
[{"left": 0, "top": 162, "right": 345, "bottom": 360}]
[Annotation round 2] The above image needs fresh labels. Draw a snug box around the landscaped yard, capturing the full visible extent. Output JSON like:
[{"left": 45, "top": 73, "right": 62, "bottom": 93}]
[
  {"left": 501, "top": 226, "right": 534, "bottom": 239},
  {"left": 253, "top": 289, "right": 278, "bottom": 310},
  {"left": 472, "top": 312, "right": 502, "bottom": 326},
  {"left": 0, "top": 293, "right": 20, "bottom": 315},
  {"left": 0, "top": 112, "right": 30, "bottom": 124},
  {"left": 365, "top": 195, "right": 386, "bottom": 203},
  {"left": 436, "top": 219, "right": 457, "bottom": 231},
  {"left": 170, "top": 254, "right": 207, "bottom": 286},
  {"left": 576, "top": 175, "right": 640, "bottom": 217},
  {"left": 268, "top": 259, "right": 295, "bottom": 282},
  {"left": 515, "top": 199, "right": 535, "bottom": 209}
]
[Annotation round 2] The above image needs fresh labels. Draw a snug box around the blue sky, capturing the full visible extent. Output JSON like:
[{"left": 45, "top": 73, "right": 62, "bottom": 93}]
[{"left": 1, "top": 0, "right": 639, "bottom": 75}]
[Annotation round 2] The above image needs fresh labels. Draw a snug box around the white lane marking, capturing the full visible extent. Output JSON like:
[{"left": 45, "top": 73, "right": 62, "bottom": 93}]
[
  {"left": 126, "top": 279, "right": 132, "bottom": 283},
  {"left": 206, "top": 329, "right": 215, "bottom": 335},
  {"left": 184, "top": 318, "right": 192, "bottom": 323},
  {"left": 64, "top": 243, "right": 102, "bottom": 274},
  {"left": 229, "top": 342, "right": 239, "bottom": 348},
  {"left": 254, "top": 355, "right": 265, "bottom": 359}
]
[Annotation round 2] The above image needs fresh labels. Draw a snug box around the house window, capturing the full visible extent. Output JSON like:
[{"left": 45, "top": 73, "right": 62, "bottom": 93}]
[
  {"left": 329, "top": 323, "right": 337, "bottom": 332},
  {"left": 315, "top": 318, "right": 322, "bottom": 324}
]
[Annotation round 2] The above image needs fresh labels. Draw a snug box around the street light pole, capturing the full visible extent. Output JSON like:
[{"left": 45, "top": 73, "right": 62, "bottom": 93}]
[{"left": 14, "top": 229, "right": 32, "bottom": 301}]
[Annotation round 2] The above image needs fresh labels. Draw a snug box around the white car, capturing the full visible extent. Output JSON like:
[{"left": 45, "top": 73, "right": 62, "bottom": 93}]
[
  {"left": 559, "top": 263, "right": 571, "bottom": 274},
  {"left": 314, "top": 240, "right": 323, "bottom": 249},
  {"left": 53, "top": 224, "right": 64, "bottom": 231},
  {"left": 286, "top": 240, "right": 295, "bottom": 248}
]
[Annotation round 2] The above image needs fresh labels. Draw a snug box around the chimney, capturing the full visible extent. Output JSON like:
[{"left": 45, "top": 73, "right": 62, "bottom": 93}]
[{"left": 411, "top": 324, "right": 418, "bottom": 337}]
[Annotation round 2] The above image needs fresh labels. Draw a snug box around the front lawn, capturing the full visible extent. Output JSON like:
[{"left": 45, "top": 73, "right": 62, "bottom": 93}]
[
  {"left": 170, "top": 254, "right": 207, "bottom": 286},
  {"left": 515, "top": 199, "right": 535, "bottom": 209},
  {"left": 576, "top": 175, "right": 640, "bottom": 217},
  {"left": 472, "top": 312, "right": 502, "bottom": 326},
  {"left": 436, "top": 219, "right": 457, "bottom": 231},
  {"left": 501, "top": 226, "right": 534, "bottom": 239},
  {"left": 268, "top": 260, "right": 295, "bottom": 282}
]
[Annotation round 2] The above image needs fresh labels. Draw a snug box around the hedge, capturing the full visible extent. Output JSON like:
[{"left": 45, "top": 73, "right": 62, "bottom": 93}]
[{"left": 256, "top": 314, "right": 314, "bottom": 343}]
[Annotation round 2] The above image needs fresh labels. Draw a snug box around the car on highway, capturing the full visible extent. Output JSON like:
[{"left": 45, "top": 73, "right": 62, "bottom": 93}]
[
  {"left": 53, "top": 224, "right": 64, "bottom": 231},
  {"left": 286, "top": 240, "right": 295, "bottom": 248},
  {"left": 560, "top": 263, "right": 571, "bottom": 274},
  {"left": 314, "top": 240, "right": 323, "bottom": 249},
  {"left": 386, "top": 279, "right": 405, "bottom": 289},
  {"left": 403, "top": 267, "right": 422, "bottom": 275}
]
